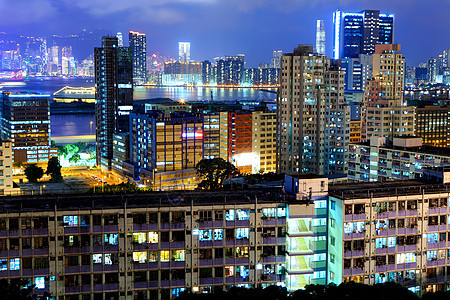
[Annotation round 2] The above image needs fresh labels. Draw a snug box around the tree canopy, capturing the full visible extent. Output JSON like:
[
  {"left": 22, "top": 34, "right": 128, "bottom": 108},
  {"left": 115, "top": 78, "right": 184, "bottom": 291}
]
[
  {"left": 24, "top": 164, "right": 44, "bottom": 183},
  {"left": 46, "top": 157, "right": 63, "bottom": 182},
  {"left": 176, "top": 283, "right": 421, "bottom": 300},
  {"left": 195, "top": 158, "right": 239, "bottom": 190}
]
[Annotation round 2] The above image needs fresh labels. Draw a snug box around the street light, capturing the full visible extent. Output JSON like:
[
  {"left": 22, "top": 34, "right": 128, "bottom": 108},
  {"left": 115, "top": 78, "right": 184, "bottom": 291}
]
[
  {"left": 40, "top": 184, "right": 46, "bottom": 195},
  {"left": 152, "top": 168, "right": 158, "bottom": 191}
]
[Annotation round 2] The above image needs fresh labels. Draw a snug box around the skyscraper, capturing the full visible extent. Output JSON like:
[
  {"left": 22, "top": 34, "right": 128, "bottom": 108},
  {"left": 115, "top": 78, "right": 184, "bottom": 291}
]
[
  {"left": 178, "top": 42, "right": 190, "bottom": 62},
  {"left": 427, "top": 57, "right": 437, "bottom": 83},
  {"left": 276, "top": 45, "right": 349, "bottom": 175},
  {"left": 116, "top": 32, "right": 123, "bottom": 47},
  {"left": 271, "top": 50, "right": 282, "bottom": 68},
  {"left": 333, "top": 10, "right": 394, "bottom": 59},
  {"left": 94, "top": 37, "right": 133, "bottom": 171},
  {"left": 315, "top": 20, "right": 325, "bottom": 55},
  {"left": 129, "top": 31, "right": 148, "bottom": 85}
]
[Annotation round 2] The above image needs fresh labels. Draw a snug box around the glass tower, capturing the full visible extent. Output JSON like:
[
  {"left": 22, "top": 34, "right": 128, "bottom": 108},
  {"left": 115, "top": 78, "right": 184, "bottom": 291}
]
[{"left": 333, "top": 10, "right": 394, "bottom": 59}]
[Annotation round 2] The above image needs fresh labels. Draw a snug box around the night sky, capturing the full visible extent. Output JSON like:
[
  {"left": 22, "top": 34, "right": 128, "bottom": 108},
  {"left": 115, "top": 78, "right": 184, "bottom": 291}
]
[{"left": 1, "top": 0, "right": 449, "bottom": 67}]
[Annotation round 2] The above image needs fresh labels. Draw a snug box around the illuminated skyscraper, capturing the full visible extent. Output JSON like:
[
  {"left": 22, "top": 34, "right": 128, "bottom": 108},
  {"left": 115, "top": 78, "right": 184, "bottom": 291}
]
[
  {"left": 178, "top": 42, "right": 190, "bottom": 62},
  {"left": 271, "top": 50, "right": 282, "bottom": 68},
  {"left": 129, "top": 31, "right": 148, "bottom": 85},
  {"left": 315, "top": 20, "right": 325, "bottom": 55},
  {"left": 94, "top": 37, "right": 133, "bottom": 171},
  {"left": 333, "top": 10, "right": 394, "bottom": 59},
  {"left": 116, "top": 32, "right": 123, "bottom": 47},
  {"left": 427, "top": 57, "right": 437, "bottom": 83}
]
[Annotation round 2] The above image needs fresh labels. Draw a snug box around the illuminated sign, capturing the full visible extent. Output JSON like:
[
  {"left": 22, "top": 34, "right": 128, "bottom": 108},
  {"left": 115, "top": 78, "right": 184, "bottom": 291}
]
[{"left": 182, "top": 132, "right": 203, "bottom": 139}]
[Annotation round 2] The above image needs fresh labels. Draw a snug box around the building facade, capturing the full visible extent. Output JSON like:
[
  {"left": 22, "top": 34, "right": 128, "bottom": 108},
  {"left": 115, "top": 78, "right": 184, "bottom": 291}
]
[
  {"left": 361, "top": 44, "right": 414, "bottom": 142},
  {"left": 94, "top": 37, "right": 133, "bottom": 171},
  {"left": 129, "top": 111, "right": 204, "bottom": 189},
  {"left": 315, "top": 20, "right": 325, "bottom": 56},
  {"left": 415, "top": 106, "right": 450, "bottom": 148},
  {"left": 0, "top": 189, "right": 329, "bottom": 299},
  {"left": 348, "top": 137, "right": 450, "bottom": 182},
  {"left": 178, "top": 42, "right": 190, "bottom": 63},
  {"left": 329, "top": 176, "right": 450, "bottom": 293},
  {"left": 0, "top": 92, "right": 57, "bottom": 164},
  {"left": 129, "top": 31, "right": 148, "bottom": 85},
  {"left": 333, "top": 10, "right": 394, "bottom": 60},
  {"left": 276, "top": 45, "right": 349, "bottom": 175}
]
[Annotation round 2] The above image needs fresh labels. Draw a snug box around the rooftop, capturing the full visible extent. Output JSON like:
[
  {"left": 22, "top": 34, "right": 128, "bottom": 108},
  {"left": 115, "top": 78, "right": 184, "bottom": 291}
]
[
  {"left": 329, "top": 180, "right": 450, "bottom": 200},
  {"left": 0, "top": 189, "right": 296, "bottom": 213}
]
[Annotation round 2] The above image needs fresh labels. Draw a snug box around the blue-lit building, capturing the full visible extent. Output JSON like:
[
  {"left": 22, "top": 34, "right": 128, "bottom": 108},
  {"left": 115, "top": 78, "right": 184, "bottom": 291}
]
[
  {"left": 333, "top": 10, "right": 394, "bottom": 60},
  {"left": 0, "top": 92, "right": 57, "bottom": 164}
]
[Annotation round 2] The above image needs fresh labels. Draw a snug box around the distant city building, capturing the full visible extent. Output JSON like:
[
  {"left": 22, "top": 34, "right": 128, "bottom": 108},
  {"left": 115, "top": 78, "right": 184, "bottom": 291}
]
[
  {"left": 316, "top": 20, "right": 325, "bottom": 55},
  {"left": 216, "top": 56, "right": 245, "bottom": 86},
  {"left": 427, "top": 57, "right": 437, "bottom": 83},
  {"left": 94, "top": 36, "right": 133, "bottom": 171},
  {"left": 276, "top": 45, "right": 349, "bottom": 175},
  {"left": 404, "top": 84, "right": 450, "bottom": 105},
  {"left": 129, "top": 31, "right": 148, "bottom": 85},
  {"left": 242, "top": 68, "right": 280, "bottom": 86},
  {"left": 341, "top": 54, "right": 372, "bottom": 91},
  {"left": 163, "top": 61, "right": 202, "bottom": 86},
  {"left": 116, "top": 32, "right": 123, "bottom": 47},
  {"left": 0, "top": 92, "right": 57, "bottom": 164},
  {"left": 333, "top": 10, "right": 394, "bottom": 59},
  {"left": 178, "top": 42, "right": 191, "bottom": 62},
  {"left": 271, "top": 50, "right": 283, "bottom": 68}
]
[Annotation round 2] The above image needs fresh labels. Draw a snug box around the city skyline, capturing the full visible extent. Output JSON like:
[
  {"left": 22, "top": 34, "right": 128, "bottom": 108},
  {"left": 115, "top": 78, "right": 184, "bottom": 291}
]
[{"left": 0, "top": 1, "right": 448, "bottom": 67}]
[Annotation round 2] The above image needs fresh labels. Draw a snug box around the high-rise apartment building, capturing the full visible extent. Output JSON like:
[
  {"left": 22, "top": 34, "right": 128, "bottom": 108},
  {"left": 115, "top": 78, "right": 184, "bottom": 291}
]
[
  {"left": 94, "top": 37, "right": 133, "bottom": 171},
  {"left": 216, "top": 56, "right": 245, "bottom": 86},
  {"left": 271, "top": 50, "right": 283, "bottom": 69},
  {"left": 361, "top": 44, "right": 414, "bottom": 142},
  {"left": 427, "top": 58, "right": 437, "bottom": 83},
  {"left": 0, "top": 92, "right": 57, "bottom": 164},
  {"left": 333, "top": 10, "right": 394, "bottom": 59},
  {"left": 316, "top": 20, "right": 325, "bottom": 55},
  {"left": 129, "top": 31, "right": 148, "bottom": 85},
  {"left": 116, "top": 32, "right": 123, "bottom": 47},
  {"left": 178, "top": 42, "right": 190, "bottom": 62},
  {"left": 276, "top": 45, "right": 349, "bottom": 175}
]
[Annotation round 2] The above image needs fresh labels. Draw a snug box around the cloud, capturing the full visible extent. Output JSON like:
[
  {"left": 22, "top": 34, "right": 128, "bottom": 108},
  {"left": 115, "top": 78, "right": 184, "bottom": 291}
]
[
  {"left": 0, "top": 0, "right": 57, "bottom": 23},
  {"left": 62, "top": 0, "right": 216, "bottom": 16}
]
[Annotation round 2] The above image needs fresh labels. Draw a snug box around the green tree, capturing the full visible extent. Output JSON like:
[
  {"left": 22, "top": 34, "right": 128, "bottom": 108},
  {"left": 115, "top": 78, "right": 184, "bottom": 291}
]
[
  {"left": 24, "top": 164, "right": 44, "bottom": 183},
  {"left": 69, "top": 153, "right": 81, "bottom": 164},
  {"left": 12, "top": 161, "right": 23, "bottom": 169},
  {"left": 46, "top": 157, "right": 63, "bottom": 182},
  {"left": 195, "top": 158, "right": 239, "bottom": 190},
  {"left": 57, "top": 145, "right": 67, "bottom": 157}
]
